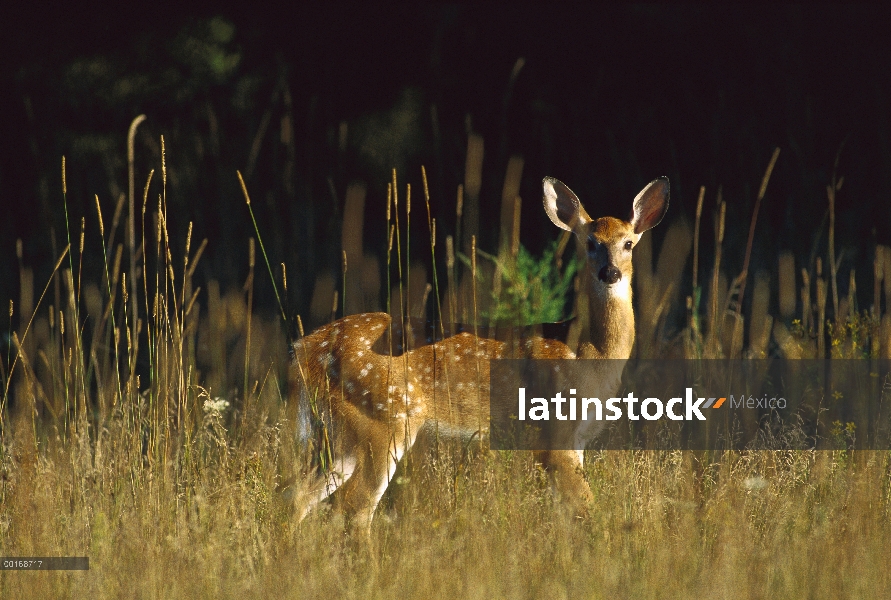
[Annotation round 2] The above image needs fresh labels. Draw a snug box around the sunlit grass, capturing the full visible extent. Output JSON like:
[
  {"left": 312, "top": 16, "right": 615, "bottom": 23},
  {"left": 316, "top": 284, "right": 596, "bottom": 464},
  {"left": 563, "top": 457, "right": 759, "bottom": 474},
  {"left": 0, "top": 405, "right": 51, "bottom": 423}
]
[{"left": 1, "top": 138, "right": 890, "bottom": 598}]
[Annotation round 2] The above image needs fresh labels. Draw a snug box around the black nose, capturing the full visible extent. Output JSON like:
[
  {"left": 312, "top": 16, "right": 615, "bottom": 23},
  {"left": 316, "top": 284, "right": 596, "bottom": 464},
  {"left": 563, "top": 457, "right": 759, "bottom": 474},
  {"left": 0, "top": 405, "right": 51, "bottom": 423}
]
[{"left": 598, "top": 265, "right": 622, "bottom": 284}]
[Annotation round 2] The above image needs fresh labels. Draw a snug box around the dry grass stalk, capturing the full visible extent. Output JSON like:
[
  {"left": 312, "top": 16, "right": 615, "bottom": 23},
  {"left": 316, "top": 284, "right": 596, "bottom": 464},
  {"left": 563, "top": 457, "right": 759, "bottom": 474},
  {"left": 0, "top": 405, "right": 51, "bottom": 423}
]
[
  {"left": 243, "top": 239, "right": 255, "bottom": 410},
  {"left": 127, "top": 115, "right": 147, "bottom": 335},
  {"left": 419, "top": 283, "right": 432, "bottom": 319},
  {"left": 654, "top": 220, "right": 691, "bottom": 333},
  {"left": 692, "top": 186, "right": 705, "bottom": 291},
  {"left": 826, "top": 171, "right": 843, "bottom": 319},
  {"left": 735, "top": 147, "right": 780, "bottom": 322},
  {"left": 407, "top": 261, "right": 429, "bottom": 322},
  {"left": 816, "top": 257, "right": 826, "bottom": 358},
  {"left": 801, "top": 268, "right": 812, "bottom": 333},
  {"left": 688, "top": 186, "right": 706, "bottom": 352},
  {"left": 748, "top": 271, "right": 771, "bottom": 357},
  {"left": 498, "top": 155, "right": 524, "bottom": 261},
  {"left": 638, "top": 219, "right": 691, "bottom": 356},
  {"left": 17, "top": 253, "right": 35, "bottom": 362},
  {"left": 778, "top": 251, "right": 796, "bottom": 320},
  {"left": 874, "top": 245, "right": 884, "bottom": 317},
  {"left": 341, "top": 182, "right": 367, "bottom": 315},
  {"left": 827, "top": 182, "right": 837, "bottom": 318},
  {"left": 511, "top": 194, "right": 522, "bottom": 259},
  {"left": 883, "top": 246, "right": 891, "bottom": 316},
  {"left": 455, "top": 184, "right": 464, "bottom": 255},
  {"left": 446, "top": 235, "right": 457, "bottom": 325},
  {"left": 707, "top": 192, "right": 726, "bottom": 356},
  {"left": 727, "top": 312, "right": 744, "bottom": 359},
  {"left": 462, "top": 134, "right": 484, "bottom": 258}
]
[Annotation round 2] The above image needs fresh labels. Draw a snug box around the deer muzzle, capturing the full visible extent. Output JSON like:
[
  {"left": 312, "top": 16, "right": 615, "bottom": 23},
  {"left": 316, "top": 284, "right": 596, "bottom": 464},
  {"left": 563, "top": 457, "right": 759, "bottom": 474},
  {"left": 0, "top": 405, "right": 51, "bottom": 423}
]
[{"left": 598, "top": 265, "right": 622, "bottom": 285}]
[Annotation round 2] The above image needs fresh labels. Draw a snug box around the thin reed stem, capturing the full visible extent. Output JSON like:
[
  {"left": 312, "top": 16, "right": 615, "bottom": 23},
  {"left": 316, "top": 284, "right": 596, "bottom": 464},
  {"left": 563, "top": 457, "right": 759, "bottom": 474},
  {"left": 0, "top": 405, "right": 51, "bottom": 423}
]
[
  {"left": 708, "top": 191, "right": 726, "bottom": 356},
  {"left": 128, "top": 115, "right": 147, "bottom": 358},
  {"left": 736, "top": 147, "right": 780, "bottom": 320},
  {"left": 244, "top": 238, "right": 255, "bottom": 415},
  {"left": 237, "top": 170, "right": 287, "bottom": 323},
  {"left": 95, "top": 195, "right": 124, "bottom": 408}
]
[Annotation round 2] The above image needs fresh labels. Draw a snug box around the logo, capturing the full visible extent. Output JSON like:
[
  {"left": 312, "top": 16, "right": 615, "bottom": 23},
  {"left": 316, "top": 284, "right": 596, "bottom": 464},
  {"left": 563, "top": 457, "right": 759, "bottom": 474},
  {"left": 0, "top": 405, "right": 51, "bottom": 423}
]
[{"left": 517, "top": 388, "right": 727, "bottom": 422}]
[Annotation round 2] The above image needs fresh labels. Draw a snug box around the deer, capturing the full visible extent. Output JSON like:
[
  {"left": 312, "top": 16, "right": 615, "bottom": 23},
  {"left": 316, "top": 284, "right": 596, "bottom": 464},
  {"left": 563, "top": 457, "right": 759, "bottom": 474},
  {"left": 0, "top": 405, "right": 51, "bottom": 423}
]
[{"left": 289, "top": 175, "right": 669, "bottom": 532}]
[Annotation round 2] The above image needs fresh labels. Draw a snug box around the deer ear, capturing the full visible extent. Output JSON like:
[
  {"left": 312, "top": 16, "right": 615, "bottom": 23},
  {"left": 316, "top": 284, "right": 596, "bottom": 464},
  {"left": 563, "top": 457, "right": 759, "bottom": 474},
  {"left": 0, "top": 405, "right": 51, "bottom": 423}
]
[
  {"left": 543, "top": 177, "right": 591, "bottom": 231},
  {"left": 629, "top": 176, "right": 669, "bottom": 234}
]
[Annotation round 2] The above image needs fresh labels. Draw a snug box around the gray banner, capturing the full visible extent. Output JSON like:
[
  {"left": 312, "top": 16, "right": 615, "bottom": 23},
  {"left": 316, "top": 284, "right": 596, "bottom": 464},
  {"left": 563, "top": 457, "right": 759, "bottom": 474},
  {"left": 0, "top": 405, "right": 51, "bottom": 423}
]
[
  {"left": 489, "top": 359, "right": 891, "bottom": 450},
  {"left": 0, "top": 557, "right": 89, "bottom": 570}
]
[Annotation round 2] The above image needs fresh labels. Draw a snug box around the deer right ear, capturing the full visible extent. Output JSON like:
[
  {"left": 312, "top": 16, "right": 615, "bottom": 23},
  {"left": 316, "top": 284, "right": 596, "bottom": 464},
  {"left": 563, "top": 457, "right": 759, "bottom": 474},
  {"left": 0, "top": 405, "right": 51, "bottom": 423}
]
[
  {"left": 629, "top": 176, "right": 669, "bottom": 234},
  {"left": 543, "top": 177, "right": 590, "bottom": 232}
]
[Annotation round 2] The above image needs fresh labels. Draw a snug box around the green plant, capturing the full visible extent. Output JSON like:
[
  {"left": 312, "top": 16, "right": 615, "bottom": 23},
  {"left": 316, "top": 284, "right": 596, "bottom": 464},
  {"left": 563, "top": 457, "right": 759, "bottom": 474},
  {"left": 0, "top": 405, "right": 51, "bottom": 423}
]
[{"left": 460, "top": 240, "right": 578, "bottom": 325}]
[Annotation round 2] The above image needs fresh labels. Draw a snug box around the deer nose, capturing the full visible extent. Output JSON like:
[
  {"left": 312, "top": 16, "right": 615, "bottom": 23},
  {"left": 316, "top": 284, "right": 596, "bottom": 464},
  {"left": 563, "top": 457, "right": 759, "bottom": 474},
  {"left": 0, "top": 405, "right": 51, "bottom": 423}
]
[{"left": 598, "top": 265, "right": 622, "bottom": 284}]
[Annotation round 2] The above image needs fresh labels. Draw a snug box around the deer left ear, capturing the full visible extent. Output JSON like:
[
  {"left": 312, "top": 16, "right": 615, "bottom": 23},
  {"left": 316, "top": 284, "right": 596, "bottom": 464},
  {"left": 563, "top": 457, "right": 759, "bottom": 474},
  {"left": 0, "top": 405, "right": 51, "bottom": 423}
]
[
  {"left": 543, "top": 177, "right": 592, "bottom": 232},
  {"left": 629, "top": 176, "right": 669, "bottom": 234}
]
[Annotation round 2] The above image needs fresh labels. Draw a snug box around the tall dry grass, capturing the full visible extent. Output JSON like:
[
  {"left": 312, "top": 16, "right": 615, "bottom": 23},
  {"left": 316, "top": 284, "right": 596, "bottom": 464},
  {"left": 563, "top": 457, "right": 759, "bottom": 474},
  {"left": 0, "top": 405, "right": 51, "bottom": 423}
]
[{"left": 2, "top": 128, "right": 891, "bottom": 598}]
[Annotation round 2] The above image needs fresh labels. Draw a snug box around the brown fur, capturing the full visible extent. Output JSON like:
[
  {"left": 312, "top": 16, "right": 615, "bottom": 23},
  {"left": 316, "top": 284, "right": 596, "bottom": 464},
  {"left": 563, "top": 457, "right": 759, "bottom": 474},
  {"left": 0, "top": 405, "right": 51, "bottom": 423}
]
[{"left": 290, "top": 177, "right": 668, "bottom": 532}]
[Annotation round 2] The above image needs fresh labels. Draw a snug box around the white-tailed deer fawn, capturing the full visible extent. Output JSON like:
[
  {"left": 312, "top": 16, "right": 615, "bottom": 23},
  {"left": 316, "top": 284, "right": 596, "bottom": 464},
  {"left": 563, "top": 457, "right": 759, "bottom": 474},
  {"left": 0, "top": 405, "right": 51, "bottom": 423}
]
[{"left": 290, "top": 176, "right": 668, "bottom": 530}]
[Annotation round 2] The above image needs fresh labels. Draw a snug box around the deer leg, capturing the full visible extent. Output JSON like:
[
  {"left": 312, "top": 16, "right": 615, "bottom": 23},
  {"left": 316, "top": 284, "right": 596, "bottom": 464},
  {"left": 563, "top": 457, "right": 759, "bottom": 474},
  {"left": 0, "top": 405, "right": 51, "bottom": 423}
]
[
  {"left": 293, "top": 387, "right": 360, "bottom": 521},
  {"left": 294, "top": 453, "right": 358, "bottom": 522},
  {"left": 536, "top": 449, "right": 594, "bottom": 519},
  {"left": 326, "top": 407, "right": 416, "bottom": 534}
]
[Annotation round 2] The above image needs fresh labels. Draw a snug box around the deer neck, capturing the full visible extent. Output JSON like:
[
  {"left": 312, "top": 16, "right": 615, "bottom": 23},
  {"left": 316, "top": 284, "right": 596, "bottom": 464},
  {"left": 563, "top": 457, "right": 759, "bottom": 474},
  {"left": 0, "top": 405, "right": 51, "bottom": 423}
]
[{"left": 577, "top": 280, "right": 635, "bottom": 360}]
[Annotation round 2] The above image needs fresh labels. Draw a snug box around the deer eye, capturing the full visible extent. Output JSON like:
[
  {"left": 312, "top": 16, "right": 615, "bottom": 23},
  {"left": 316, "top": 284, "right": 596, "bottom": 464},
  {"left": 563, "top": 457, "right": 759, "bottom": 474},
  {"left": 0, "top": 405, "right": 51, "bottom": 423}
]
[
  {"left": 587, "top": 237, "right": 598, "bottom": 253},
  {"left": 624, "top": 240, "right": 633, "bottom": 251}
]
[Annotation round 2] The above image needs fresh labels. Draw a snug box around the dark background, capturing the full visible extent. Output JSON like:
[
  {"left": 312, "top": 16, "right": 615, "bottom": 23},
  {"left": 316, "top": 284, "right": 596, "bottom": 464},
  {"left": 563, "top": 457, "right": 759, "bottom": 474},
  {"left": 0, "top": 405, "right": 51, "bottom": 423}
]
[{"left": 2, "top": 5, "right": 889, "bottom": 328}]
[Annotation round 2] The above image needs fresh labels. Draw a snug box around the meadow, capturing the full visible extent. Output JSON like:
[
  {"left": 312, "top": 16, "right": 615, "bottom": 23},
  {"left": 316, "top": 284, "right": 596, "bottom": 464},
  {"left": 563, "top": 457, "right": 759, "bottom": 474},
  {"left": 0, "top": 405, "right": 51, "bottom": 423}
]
[{"left": 1, "top": 115, "right": 890, "bottom": 598}]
